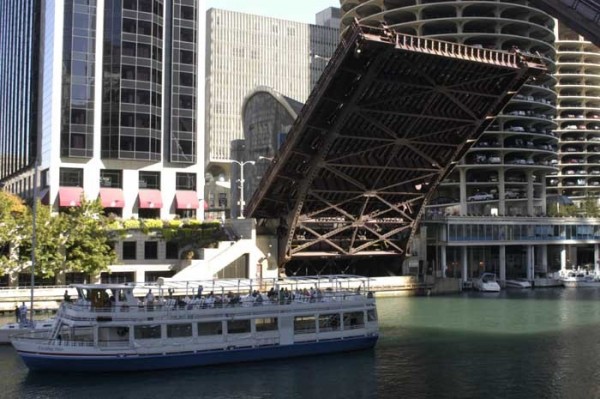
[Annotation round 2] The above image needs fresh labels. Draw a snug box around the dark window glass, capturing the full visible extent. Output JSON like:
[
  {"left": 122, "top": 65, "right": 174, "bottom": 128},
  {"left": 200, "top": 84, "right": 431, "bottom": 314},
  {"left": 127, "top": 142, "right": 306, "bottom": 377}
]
[
  {"left": 134, "top": 325, "right": 161, "bottom": 339},
  {"left": 198, "top": 322, "right": 222, "bottom": 336},
  {"left": 144, "top": 241, "right": 158, "bottom": 259},
  {"left": 71, "top": 134, "right": 86, "bottom": 149},
  {"left": 138, "top": 0, "right": 152, "bottom": 12},
  {"left": 71, "top": 109, "right": 87, "bottom": 124},
  {"left": 138, "top": 20, "right": 152, "bottom": 35},
  {"left": 136, "top": 136, "right": 150, "bottom": 152},
  {"left": 179, "top": 95, "right": 194, "bottom": 109},
  {"left": 228, "top": 320, "right": 251, "bottom": 334},
  {"left": 123, "top": 18, "right": 137, "bottom": 34},
  {"left": 122, "top": 42, "right": 136, "bottom": 57},
  {"left": 180, "top": 28, "right": 194, "bottom": 43},
  {"left": 166, "top": 242, "right": 179, "bottom": 259},
  {"left": 180, "top": 50, "right": 194, "bottom": 64},
  {"left": 179, "top": 118, "right": 193, "bottom": 132},
  {"left": 121, "top": 113, "right": 135, "bottom": 127},
  {"left": 71, "top": 85, "right": 90, "bottom": 101},
  {"left": 122, "top": 65, "right": 135, "bottom": 80},
  {"left": 137, "top": 66, "right": 151, "bottom": 81},
  {"left": 123, "top": 0, "right": 137, "bottom": 10},
  {"left": 136, "top": 114, "right": 150, "bottom": 128},
  {"left": 180, "top": 72, "right": 193, "bottom": 87},
  {"left": 139, "top": 171, "right": 160, "bottom": 189},
  {"left": 121, "top": 136, "right": 134, "bottom": 151},
  {"left": 176, "top": 173, "right": 196, "bottom": 190},
  {"left": 122, "top": 242, "right": 136, "bottom": 260},
  {"left": 218, "top": 193, "right": 227, "bottom": 207},
  {"left": 136, "top": 90, "right": 150, "bottom": 105},
  {"left": 100, "top": 170, "right": 122, "bottom": 188},
  {"left": 60, "top": 168, "right": 84, "bottom": 186},
  {"left": 181, "top": 6, "right": 195, "bottom": 20},
  {"left": 138, "top": 43, "right": 151, "bottom": 58},
  {"left": 65, "top": 272, "right": 90, "bottom": 285},
  {"left": 121, "top": 89, "right": 135, "bottom": 103},
  {"left": 167, "top": 324, "right": 192, "bottom": 338}
]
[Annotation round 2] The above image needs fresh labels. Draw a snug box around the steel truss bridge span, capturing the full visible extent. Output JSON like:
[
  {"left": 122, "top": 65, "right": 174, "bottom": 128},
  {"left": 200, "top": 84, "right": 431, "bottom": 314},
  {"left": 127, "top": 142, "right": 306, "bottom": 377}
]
[{"left": 246, "top": 23, "right": 547, "bottom": 270}]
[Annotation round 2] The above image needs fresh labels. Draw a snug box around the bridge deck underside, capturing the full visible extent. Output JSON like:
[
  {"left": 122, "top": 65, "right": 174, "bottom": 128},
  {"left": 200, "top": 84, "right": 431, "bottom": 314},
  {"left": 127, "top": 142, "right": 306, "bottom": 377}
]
[
  {"left": 247, "top": 24, "right": 546, "bottom": 266},
  {"left": 530, "top": 0, "right": 600, "bottom": 47}
]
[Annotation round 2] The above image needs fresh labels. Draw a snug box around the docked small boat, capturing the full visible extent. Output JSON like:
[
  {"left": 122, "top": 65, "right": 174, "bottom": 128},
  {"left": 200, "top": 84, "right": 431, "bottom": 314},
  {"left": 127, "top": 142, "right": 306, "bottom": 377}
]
[
  {"left": 11, "top": 275, "right": 379, "bottom": 372},
  {"left": 472, "top": 273, "right": 501, "bottom": 292},
  {"left": 561, "top": 272, "right": 600, "bottom": 288},
  {"left": 505, "top": 278, "right": 532, "bottom": 289}
]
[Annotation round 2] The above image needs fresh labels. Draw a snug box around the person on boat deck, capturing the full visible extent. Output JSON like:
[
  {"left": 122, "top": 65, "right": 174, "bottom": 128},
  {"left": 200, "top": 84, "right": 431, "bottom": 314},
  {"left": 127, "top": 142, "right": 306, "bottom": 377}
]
[
  {"left": 19, "top": 302, "right": 28, "bottom": 323},
  {"left": 63, "top": 290, "right": 71, "bottom": 303},
  {"left": 145, "top": 289, "right": 155, "bottom": 306},
  {"left": 14, "top": 304, "right": 19, "bottom": 323},
  {"left": 197, "top": 285, "right": 203, "bottom": 299}
]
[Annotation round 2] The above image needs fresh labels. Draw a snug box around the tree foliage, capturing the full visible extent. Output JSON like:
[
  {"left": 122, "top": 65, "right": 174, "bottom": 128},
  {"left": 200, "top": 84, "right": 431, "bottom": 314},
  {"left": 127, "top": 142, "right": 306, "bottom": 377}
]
[{"left": 0, "top": 196, "right": 116, "bottom": 278}]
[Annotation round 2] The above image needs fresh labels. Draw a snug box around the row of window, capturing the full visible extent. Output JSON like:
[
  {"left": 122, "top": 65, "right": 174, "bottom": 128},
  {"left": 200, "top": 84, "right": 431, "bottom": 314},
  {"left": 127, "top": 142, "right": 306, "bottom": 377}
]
[
  {"left": 98, "top": 311, "right": 369, "bottom": 341},
  {"left": 57, "top": 168, "right": 196, "bottom": 191}
]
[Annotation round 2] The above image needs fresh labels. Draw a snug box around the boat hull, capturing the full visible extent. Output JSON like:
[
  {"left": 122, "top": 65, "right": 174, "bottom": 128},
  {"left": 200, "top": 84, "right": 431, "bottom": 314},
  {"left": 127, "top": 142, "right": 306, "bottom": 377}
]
[{"left": 17, "top": 335, "right": 378, "bottom": 372}]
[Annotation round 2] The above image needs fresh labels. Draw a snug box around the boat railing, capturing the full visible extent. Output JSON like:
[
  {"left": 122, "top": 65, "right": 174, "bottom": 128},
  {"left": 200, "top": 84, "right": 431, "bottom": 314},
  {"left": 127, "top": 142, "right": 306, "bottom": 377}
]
[{"left": 58, "top": 291, "right": 373, "bottom": 322}]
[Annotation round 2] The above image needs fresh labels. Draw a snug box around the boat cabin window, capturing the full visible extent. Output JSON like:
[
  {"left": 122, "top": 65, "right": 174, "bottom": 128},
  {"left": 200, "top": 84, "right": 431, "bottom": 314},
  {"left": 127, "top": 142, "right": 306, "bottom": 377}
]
[
  {"left": 90, "top": 289, "right": 112, "bottom": 308},
  {"left": 318, "top": 314, "right": 340, "bottom": 332},
  {"left": 294, "top": 316, "right": 316, "bottom": 334},
  {"left": 167, "top": 323, "right": 192, "bottom": 338},
  {"left": 227, "top": 319, "right": 251, "bottom": 334},
  {"left": 367, "top": 309, "right": 377, "bottom": 322},
  {"left": 99, "top": 326, "right": 130, "bottom": 342},
  {"left": 343, "top": 312, "right": 364, "bottom": 329},
  {"left": 197, "top": 321, "right": 222, "bottom": 336},
  {"left": 255, "top": 317, "right": 277, "bottom": 332},
  {"left": 134, "top": 324, "right": 161, "bottom": 339}
]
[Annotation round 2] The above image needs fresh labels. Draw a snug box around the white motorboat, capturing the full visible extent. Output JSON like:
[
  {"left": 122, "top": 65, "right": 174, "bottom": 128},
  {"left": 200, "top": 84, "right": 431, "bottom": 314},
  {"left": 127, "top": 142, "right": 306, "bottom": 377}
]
[
  {"left": 561, "top": 272, "right": 600, "bottom": 288},
  {"left": 472, "top": 273, "right": 501, "bottom": 292},
  {"left": 505, "top": 278, "right": 532, "bottom": 289},
  {"left": 11, "top": 275, "right": 379, "bottom": 372}
]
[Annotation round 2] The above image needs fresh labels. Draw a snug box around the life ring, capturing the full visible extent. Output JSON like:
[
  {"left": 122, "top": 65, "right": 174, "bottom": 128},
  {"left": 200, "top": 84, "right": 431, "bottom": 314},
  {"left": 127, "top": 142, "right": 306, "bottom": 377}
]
[{"left": 117, "top": 327, "right": 128, "bottom": 337}]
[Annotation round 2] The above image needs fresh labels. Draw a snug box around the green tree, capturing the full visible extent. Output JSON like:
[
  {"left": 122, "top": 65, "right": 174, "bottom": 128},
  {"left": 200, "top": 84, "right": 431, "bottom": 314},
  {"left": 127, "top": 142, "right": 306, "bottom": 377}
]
[{"left": 3, "top": 198, "right": 117, "bottom": 278}]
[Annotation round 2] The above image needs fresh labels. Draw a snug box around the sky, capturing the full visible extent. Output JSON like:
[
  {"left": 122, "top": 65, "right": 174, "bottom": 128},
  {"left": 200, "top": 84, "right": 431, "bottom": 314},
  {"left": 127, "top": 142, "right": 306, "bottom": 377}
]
[{"left": 202, "top": 0, "right": 341, "bottom": 24}]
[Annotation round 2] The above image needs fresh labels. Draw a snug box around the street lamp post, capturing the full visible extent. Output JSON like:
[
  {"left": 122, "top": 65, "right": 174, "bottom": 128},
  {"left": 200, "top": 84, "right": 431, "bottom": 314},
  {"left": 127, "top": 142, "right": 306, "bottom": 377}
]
[{"left": 228, "top": 160, "right": 255, "bottom": 218}]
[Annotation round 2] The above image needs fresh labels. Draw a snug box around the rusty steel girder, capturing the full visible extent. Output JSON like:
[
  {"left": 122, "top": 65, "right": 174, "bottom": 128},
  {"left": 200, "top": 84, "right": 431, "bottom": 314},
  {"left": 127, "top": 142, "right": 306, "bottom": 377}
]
[{"left": 246, "top": 22, "right": 547, "bottom": 267}]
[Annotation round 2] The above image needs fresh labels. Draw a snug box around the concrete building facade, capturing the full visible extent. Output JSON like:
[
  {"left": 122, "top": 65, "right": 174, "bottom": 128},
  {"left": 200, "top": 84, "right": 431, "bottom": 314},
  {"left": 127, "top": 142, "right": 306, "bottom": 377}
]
[{"left": 203, "top": 9, "right": 338, "bottom": 218}]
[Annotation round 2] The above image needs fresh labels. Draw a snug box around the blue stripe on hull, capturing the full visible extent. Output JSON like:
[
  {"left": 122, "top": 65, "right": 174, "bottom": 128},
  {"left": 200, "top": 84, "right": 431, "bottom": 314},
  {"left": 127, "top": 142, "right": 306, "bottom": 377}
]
[{"left": 19, "top": 336, "right": 378, "bottom": 372}]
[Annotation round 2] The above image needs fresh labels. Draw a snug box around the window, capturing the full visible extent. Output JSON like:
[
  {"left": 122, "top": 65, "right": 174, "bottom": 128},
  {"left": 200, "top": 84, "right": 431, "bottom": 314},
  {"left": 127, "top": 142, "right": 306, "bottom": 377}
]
[
  {"left": 144, "top": 241, "right": 158, "bottom": 259},
  {"left": 180, "top": 28, "right": 194, "bottom": 42},
  {"left": 100, "top": 272, "right": 134, "bottom": 284},
  {"left": 122, "top": 241, "right": 136, "bottom": 260},
  {"left": 100, "top": 170, "right": 122, "bottom": 188},
  {"left": 198, "top": 321, "right": 222, "bottom": 336},
  {"left": 166, "top": 242, "right": 179, "bottom": 259},
  {"left": 134, "top": 325, "right": 161, "bottom": 339},
  {"left": 65, "top": 272, "right": 90, "bottom": 285},
  {"left": 181, "top": 6, "right": 195, "bottom": 20},
  {"left": 227, "top": 319, "right": 251, "bottom": 334},
  {"left": 176, "top": 173, "right": 196, "bottom": 190},
  {"left": 137, "top": 66, "right": 151, "bottom": 81},
  {"left": 139, "top": 171, "right": 160, "bottom": 189},
  {"left": 167, "top": 323, "right": 192, "bottom": 338},
  {"left": 179, "top": 95, "right": 194, "bottom": 109},
  {"left": 180, "top": 50, "right": 194, "bottom": 64},
  {"left": 319, "top": 314, "right": 340, "bottom": 332},
  {"left": 255, "top": 318, "right": 278, "bottom": 332},
  {"left": 344, "top": 312, "right": 365, "bottom": 329},
  {"left": 180, "top": 72, "right": 194, "bottom": 86},
  {"left": 60, "top": 168, "right": 84, "bottom": 187},
  {"left": 294, "top": 316, "right": 316, "bottom": 334}
]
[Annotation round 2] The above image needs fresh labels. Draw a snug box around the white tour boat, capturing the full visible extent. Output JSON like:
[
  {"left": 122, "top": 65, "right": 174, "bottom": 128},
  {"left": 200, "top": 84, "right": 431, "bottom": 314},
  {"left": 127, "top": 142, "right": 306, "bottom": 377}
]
[
  {"left": 472, "top": 273, "right": 501, "bottom": 292},
  {"left": 11, "top": 275, "right": 379, "bottom": 372}
]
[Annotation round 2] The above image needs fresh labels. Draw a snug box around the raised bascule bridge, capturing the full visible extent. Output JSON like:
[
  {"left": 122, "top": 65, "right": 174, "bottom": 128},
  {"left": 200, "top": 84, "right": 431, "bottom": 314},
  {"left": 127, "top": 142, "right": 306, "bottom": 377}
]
[{"left": 245, "top": 22, "right": 547, "bottom": 275}]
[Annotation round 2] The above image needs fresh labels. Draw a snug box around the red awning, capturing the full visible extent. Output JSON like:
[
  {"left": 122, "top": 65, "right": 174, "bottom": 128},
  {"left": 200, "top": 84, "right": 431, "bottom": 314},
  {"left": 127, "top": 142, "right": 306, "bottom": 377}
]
[
  {"left": 175, "top": 191, "right": 199, "bottom": 209},
  {"left": 58, "top": 187, "right": 83, "bottom": 207},
  {"left": 99, "top": 188, "right": 125, "bottom": 208},
  {"left": 138, "top": 189, "right": 163, "bottom": 209}
]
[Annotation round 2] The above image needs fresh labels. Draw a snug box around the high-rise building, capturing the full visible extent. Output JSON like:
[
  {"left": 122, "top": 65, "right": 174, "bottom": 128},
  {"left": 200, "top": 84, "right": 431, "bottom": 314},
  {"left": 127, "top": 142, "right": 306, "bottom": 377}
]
[
  {"left": 549, "top": 22, "right": 600, "bottom": 203},
  {"left": 204, "top": 8, "right": 338, "bottom": 217},
  {"left": 339, "top": 1, "right": 600, "bottom": 280},
  {"left": 1, "top": 0, "right": 202, "bottom": 221},
  {"left": 0, "top": 1, "right": 41, "bottom": 196}
]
